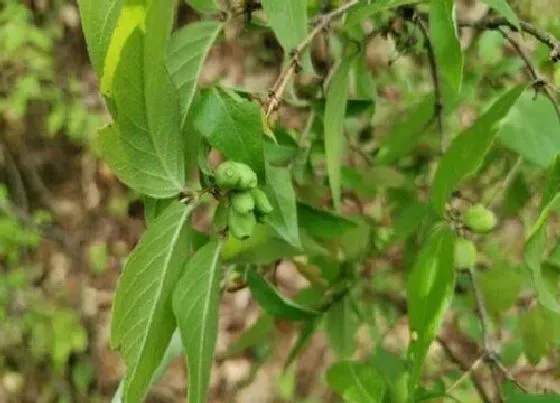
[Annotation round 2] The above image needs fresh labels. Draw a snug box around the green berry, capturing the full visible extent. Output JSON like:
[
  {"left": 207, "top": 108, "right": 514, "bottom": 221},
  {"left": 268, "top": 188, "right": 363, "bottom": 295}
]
[
  {"left": 463, "top": 204, "right": 498, "bottom": 233},
  {"left": 251, "top": 188, "right": 273, "bottom": 214},
  {"left": 215, "top": 161, "right": 241, "bottom": 190},
  {"left": 236, "top": 164, "right": 258, "bottom": 190},
  {"left": 228, "top": 210, "right": 256, "bottom": 240},
  {"left": 230, "top": 191, "right": 255, "bottom": 214},
  {"left": 454, "top": 238, "right": 477, "bottom": 269}
]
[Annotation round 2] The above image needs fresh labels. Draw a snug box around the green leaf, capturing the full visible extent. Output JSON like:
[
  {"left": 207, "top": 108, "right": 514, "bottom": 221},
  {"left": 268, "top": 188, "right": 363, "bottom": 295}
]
[
  {"left": 326, "top": 361, "right": 386, "bottom": 403},
  {"left": 246, "top": 269, "right": 320, "bottom": 320},
  {"left": 324, "top": 49, "right": 359, "bottom": 210},
  {"left": 480, "top": 0, "right": 521, "bottom": 32},
  {"left": 518, "top": 305, "right": 560, "bottom": 365},
  {"left": 430, "top": 0, "right": 463, "bottom": 94},
  {"left": 345, "top": 0, "right": 424, "bottom": 26},
  {"left": 99, "top": 125, "right": 184, "bottom": 198},
  {"left": 77, "top": 0, "right": 123, "bottom": 78},
  {"left": 144, "top": 197, "right": 174, "bottom": 225},
  {"left": 324, "top": 296, "right": 358, "bottom": 359},
  {"left": 172, "top": 239, "right": 224, "bottom": 403},
  {"left": 479, "top": 266, "right": 522, "bottom": 316},
  {"left": 430, "top": 84, "right": 525, "bottom": 213},
  {"left": 376, "top": 96, "right": 434, "bottom": 165},
  {"left": 498, "top": 92, "right": 560, "bottom": 167},
  {"left": 185, "top": 0, "right": 221, "bottom": 14},
  {"left": 166, "top": 21, "right": 223, "bottom": 125},
  {"left": 284, "top": 318, "right": 320, "bottom": 368},
  {"left": 110, "top": 201, "right": 193, "bottom": 403},
  {"left": 260, "top": 0, "right": 311, "bottom": 71},
  {"left": 524, "top": 157, "right": 560, "bottom": 313},
  {"left": 106, "top": 1, "right": 186, "bottom": 198},
  {"left": 193, "top": 88, "right": 266, "bottom": 183},
  {"left": 297, "top": 203, "right": 357, "bottom": 241},
  {"left": 264, "top": 165, "right": 300, "bottom": 248},
  {"left": 406, "top": 224, "right": 455, "bottom": 395},
  {"left": 504, "top": 380, "right": 560, "bottom": 402}
]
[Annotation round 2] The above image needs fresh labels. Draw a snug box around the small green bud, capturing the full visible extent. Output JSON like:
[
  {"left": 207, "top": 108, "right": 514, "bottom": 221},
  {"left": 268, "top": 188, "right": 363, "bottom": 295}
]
[
  {"left": 463, "top": 204, "right": 498, "bottom": 233},
  {"left": 454, "top": 238, "right": 477, "bottom": 269},
  {"left": 236, "top": 164, "right": 258, "bottom": 190},
  {"left": 230, "top": 191, "right": 255, "bottom": 214},
  {"left": 215, "top": 161, "right": 241, "bottom": 190},
  {"left": 228, "top": 210, "right": 256, "bottom": 240},
  {"left": 251, "top": 188, "right": 273, "bottom": 214}
]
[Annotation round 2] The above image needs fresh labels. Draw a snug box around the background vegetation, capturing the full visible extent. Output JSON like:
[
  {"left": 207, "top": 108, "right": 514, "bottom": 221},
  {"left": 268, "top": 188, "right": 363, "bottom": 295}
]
[{"left": 1, "top": 0, "right": 560, "bottom": 402}]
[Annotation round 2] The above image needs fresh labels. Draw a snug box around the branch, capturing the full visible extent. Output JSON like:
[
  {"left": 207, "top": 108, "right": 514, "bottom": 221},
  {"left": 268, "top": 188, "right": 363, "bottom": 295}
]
[
  {"left": 458, "top": 17, "right": 560, "bottom": 61},
  {"left": 264, "top": 0, "right": 360, "bottom": 117},
  {"left": 498, "top": 27, "right": 560, "bottom": 122},
  {"left": 413, "top": 14, "right": 444, "bottom": 152}
]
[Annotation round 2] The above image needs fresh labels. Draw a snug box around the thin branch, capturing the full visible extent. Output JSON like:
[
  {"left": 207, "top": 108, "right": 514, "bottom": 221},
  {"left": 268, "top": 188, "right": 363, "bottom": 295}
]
[
  {"left": 467, "top": 267, "right": 493, "bottom": 352},
  {"left": 446, "top": 355, "right": 484, "bottom": 394},
  {"left": 413, "top": 14, "right": 445, "bottom": 152},
  {"left": 458, "top": 17, "right": 560, "bottom": 60},
  {"left": 488, "top": 156, "right": 523, "bottom": 209},
  {"left": 498, "top": 27, "right": 560, "bottom": 122},
  {"left": 264, "top": 0, "right": 360, "bottom": 117}
]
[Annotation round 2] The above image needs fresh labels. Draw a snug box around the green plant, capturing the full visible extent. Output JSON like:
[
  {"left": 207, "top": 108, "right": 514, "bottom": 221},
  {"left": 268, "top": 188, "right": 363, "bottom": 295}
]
[{"left": 78, "top": 0, "right": 560, "bottom": 402}]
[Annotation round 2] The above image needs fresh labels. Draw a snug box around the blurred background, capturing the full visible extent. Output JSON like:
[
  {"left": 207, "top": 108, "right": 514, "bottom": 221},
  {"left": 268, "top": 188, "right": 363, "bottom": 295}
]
[{"left": 1, "top": 0, "right": 560, "bottom": 402}]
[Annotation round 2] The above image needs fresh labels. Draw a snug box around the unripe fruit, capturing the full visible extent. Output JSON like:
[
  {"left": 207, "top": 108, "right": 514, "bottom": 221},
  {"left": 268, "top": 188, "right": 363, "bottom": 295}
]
[
  {"left": 454, "top": 238, "right": 477, "bottom": 269},
  {"left": 215, "top": 161, "right": 241, "bottom": 190},
  {"left": 228, "top": 210, "right": 256, "bottom": 240},
  {"left": 236, "top": 164, "right": 258, "bottom": 190},
  {"left": 230, "top": 191, "right": 255, "bottom": 214},
  {"left": 463, "top": 204, "right": 498, "bottom": 233},
  {"left": 251, "top": 188, "right": 273, "bottom": 214}
]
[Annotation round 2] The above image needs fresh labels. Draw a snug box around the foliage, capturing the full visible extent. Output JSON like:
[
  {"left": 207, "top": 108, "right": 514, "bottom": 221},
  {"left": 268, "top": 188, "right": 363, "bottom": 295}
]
[{"left": 74, "top": 0, "right": 560, "bottom": 401}]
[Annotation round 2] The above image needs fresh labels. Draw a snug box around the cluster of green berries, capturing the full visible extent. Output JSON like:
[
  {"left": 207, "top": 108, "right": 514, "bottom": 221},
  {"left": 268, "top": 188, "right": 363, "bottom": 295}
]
[
  {"left": 214, "top": 161, "right": 273, "bottom": 240},
  {"left": 454, "top": 204, "right": 498, "bottom": 270}
]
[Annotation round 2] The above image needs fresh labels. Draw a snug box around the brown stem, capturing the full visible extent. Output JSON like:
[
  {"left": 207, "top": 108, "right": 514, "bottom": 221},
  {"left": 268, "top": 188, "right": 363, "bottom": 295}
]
[
  {"left": 264, "top": 0, "right": 360, "bottom": 116},
  {"left": 413, "top": 14, "right": 445, "bottom": 152}
]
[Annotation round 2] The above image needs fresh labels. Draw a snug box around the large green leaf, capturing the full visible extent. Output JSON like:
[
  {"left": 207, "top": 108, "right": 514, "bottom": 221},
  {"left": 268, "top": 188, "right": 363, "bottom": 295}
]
[
  {"left": 246, "top": 269, "right": 320, "bottom": 320},
  {"left": 264, "top": 165, "right": 300, "bottom": 248},
  {"left": 406, "top": 224, "right": 455, "bottom": 395},
  {"left": 326, "top": 361, "right": 386, "bottom": 403},
  {"left": 110, "top": 201, "right": 193, "bottom": 403},
  {"left": 430, "top": 84, "right": 525, "bottom": 213},
  {"left": 524, "top": 157, "right": 560, "bottom": 313},
  {"left": 77, "top": 0, "right": 123, "bottom": 78},
  {"left": 518, "top": 304, "right": 560, "bottom": 365},
  {"left": 498, "top": 92, "right": 560, "bottom": 167},
  {"left": 99, "top": 125, "right": 183, "bottom": 198},
  {"left": 166, "top": 21, "right": 223, "bottom": 125},
  {"left": 430, "top": 0, "right": 463, "bottom": 94},
  {"left": 173, "top": 239, "right": 224, "bottom": 403},
  {"left": 185, "top": 0, "right": 221, "bottom": 14},
  {"left": 296, "top": 203, "right": 357, "bottom": 241},
  {"left": 480, "top": 0, "right": 520, "bottom": 32},
  {"left": 105, "top": 1, "right": 186, "bottom": 198},
  {"left": 324, "top": 50, "right": 359, "bottom": 211},
  {"left": 193, "top": 88, "right": 266, "bottom": 183},
  {"left": 324, "top": 296, "right": 358, "bottom": 359},
  {"left": 260, "top": 0, "right": 310, "bottom": 70}
]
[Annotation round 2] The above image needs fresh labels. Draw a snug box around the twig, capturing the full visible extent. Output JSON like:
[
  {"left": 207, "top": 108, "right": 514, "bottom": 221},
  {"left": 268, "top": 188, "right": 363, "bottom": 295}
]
[
  {"left": 488, "top": 156, "right": 523, "bottom": 209},
  {"left": 458, "top": 17, "right": 560, "bottom": 60},
  {"left": 264, "top": 0, "right": 360, "bottom": 117},
  {"left": 413, "top": 14, "right": 445, "bottom": 152},
  {"left": 467, "top": 267, "right": 493, "bottom": 353},
  {"left": 498, "top": 28, "right": 560, "bottom": 122},
  {"left": 437, "top": 335, "right": 493, "bottom": 403},
  {"left": 446, "top": 355, "right": 484, "bottom": 394}
]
